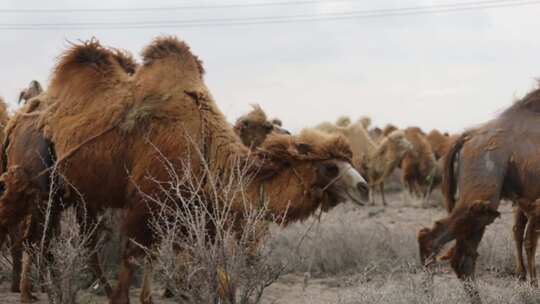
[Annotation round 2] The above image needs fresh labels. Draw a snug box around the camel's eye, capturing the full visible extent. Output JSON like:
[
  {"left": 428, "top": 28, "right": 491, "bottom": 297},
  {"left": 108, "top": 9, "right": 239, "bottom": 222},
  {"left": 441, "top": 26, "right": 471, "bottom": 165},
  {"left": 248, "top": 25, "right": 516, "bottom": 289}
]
[
  {"left": 321, "top": 163, "right": 339, "bottom": 179},
  {"left": 263, "top": 122, "right": 273, "bottom": 131},
  {"left": 243, "top": 120, "right": 251, "bottom": 128},
  {"left": 296, "top": 143, "right": 312, "bottom": 155}
]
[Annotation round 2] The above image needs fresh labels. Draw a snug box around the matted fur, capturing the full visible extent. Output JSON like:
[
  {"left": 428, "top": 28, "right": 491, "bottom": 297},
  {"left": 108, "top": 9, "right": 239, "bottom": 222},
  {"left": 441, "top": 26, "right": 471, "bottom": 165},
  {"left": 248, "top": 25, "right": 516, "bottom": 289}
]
[
  {"left": 259, "top": 129, "right": 352, "bottom": 163},
  {"left": 141, "top": 36, "right": 205, "bottom": 76},
  {"left": 111, "top": 48, "right": 138, "bottom": 75}
]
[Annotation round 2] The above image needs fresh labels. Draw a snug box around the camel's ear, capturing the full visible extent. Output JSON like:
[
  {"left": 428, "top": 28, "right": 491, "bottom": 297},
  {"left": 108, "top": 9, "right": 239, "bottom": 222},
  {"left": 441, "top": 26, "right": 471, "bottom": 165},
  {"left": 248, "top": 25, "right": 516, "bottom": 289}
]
[
  {"left": 295, "top": 143, "right": 313, "bottom": 155},
  {"left": 17, "top": 90, "right": 25, "bottom": 104}
]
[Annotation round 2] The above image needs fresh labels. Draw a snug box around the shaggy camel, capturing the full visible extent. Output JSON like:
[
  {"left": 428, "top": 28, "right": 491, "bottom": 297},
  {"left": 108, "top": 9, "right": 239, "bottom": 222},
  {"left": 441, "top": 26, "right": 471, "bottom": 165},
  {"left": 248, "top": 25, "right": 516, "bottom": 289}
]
[
  {"left": 17, "top": 80, "right": 43, "bottom": 105},
  {"left": 0, "top": 37, "right": 369, "bottom": 304},
  {"left": 417, "top": 84, "right": 540, "bottom": 303},
  {"left": 234, "top": 104, "right": 289, "bottom": 148},
  {"left": 0, "top": 48, "right": 140, "bottom": 301},
  {"left": 400, "top": 127, "right": 441, "bottom": 205},
  {"left": 316, "top": 119, "right": 411, "bottom": 205}
]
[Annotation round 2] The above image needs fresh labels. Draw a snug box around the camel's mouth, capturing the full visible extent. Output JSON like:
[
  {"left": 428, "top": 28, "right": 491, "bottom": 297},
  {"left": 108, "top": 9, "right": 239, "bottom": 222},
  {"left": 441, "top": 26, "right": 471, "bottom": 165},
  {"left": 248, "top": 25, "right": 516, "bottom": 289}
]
[{"left": 329, "top": 162, "right": 369, "bottom": 206}]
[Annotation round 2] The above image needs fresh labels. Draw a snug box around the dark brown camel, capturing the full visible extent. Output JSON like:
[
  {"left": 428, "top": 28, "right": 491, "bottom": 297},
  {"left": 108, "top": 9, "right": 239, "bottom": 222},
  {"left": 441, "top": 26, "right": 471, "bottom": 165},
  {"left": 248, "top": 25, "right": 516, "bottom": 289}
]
[
  {"left": 0, "top": 37, "right": 369, "bottom": 304},
  {"left": 417, "top": 84, "right": 540, "bottom": 303},
  {"left": 0, "top": 48, "right": 140, "bottom": 302}
]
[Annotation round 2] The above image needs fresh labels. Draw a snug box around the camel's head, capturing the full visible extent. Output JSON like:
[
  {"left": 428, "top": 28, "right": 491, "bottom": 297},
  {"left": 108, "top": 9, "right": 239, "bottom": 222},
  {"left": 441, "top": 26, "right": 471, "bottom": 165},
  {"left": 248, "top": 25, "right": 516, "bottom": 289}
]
[
  {"left": 234, "top": 105, "right": 290, "bottom": 148},
  {"left": 257, "top": 130, "right": 369, "bottom": 213},
  {"left": 314, "top": 158, "right": 369, "bottom": 208},
  {"left": 18, "top": 80, "right": 43, "bottom": 104},
  {"left": 417, "top": 219, "right": 452, "bottom": 267}
]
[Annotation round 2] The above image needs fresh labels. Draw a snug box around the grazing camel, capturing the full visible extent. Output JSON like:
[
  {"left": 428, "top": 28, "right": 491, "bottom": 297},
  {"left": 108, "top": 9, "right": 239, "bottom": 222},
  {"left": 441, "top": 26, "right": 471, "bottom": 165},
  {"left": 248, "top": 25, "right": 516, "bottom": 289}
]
[
  {"left": 0, "top": 37, "right": 369, "bottom": 304},
  {"left": 316, "top": 119, "right": 411, "bottom": 205},
  {"left": 417, "top": 84, "right": 540, "bottom": 304},
  {"left": 234, "top": 104, "right": 289, "bottom": 148},
  {"left": 0, "top": 48, "right": 140, "bottom": 301},
  {"left": 400, "top": 127, "right": 441, "bottom": 205},
  {"left": 17, "top": 81, "right": 43, "bottom": 105}
]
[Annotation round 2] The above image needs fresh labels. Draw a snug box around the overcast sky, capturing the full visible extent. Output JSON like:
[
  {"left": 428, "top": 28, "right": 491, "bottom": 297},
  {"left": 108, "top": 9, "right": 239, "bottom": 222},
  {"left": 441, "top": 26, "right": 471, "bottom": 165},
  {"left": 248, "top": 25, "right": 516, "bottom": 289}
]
[{"left": 1, "top": 0, "right": 539, "bottom": 133}]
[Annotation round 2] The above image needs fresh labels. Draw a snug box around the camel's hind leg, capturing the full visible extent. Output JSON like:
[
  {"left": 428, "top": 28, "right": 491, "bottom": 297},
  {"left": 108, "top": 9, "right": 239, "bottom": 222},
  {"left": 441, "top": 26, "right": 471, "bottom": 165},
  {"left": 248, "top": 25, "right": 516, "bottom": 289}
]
[
  {"left": 525, "top": 216, "right": 540, "bottom": 287},
  {"left": 513, "top": 207, "right": 528, "bottom": 281},
  {"left": 76, "top": 207, "right": 113, "bottom": 298}
]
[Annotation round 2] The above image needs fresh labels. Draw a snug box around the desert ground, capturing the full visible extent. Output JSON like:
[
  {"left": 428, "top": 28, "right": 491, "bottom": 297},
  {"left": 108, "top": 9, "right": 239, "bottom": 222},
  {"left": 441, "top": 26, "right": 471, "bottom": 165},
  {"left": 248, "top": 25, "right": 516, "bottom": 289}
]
[{"left": 1, "top": 190, "right": 537, "bottom": 304}]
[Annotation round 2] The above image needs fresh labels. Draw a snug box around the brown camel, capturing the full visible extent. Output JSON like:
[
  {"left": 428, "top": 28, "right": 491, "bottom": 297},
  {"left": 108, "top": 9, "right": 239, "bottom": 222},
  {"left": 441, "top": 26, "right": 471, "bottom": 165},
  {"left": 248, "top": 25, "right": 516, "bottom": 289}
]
[
  {"left": 233, "top": 104, "right": 289, "bottom": 148},
  {"left": 0, "top": 48, "right": 140, "bottom": 301},
  {"left": 0, "top": 37, "right": 369, "bottom": 304},
  {"left": 363, "top": 130, "right": 413, "bottom": 205},
  {"left": 400, "top": 127, "right": 441, "bottom": 206},
  {"left": 417, "top": 84, "right": 540, "bottom": 304},
  {"left": 17, "top": 80, "right": 43, "bottom": 105},
  {"left": 426, "top": 129, "right": 454, "bottom": 160},
  {"left": 316, "top": 120, "right": 411, "bottom": 205}
]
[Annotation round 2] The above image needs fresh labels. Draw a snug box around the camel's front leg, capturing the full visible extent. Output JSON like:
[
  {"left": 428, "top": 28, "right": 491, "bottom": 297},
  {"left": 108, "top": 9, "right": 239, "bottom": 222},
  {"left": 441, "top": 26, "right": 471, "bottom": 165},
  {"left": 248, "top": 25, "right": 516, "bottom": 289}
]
[
  {"left": 450, "top": 227, "right": 486, "bottom": 304},
  {"left": 525, "top": 217, "right": 539, "bottom": 287},
  {"left": 140, "top": 259, "right": 154, "bottom": 304},
  {"left": 379, "top": 183, "right": 387, "bottom": 206},
  {"left": 20, "top": 251, "right": 37, "bottom": 303},
  {"left": 8, "top": 225, "right": 23, "bottom": 292},
  {"left": 513, "top": 207, "right": 527, "bottom": 281}
]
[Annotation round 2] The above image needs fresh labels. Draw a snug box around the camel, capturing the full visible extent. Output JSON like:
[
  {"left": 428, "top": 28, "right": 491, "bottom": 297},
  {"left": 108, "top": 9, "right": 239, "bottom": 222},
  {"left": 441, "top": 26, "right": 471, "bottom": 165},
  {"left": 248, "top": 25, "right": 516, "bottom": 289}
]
[
  {"left": 426, "top": 129, "right": 454, "bottom": 160},
  {"left": 17, "top": 80, "right": 43, "bottom": 105},
  {"left": 400, "top": 127, "right": 441, "bottom": 206},
  {"left": 382, "top": 124, "right": 398, "bottom": 137},
  {"left": 0, "top": 48, "right": 140, "bottom": 301},
  {"left": 233, "top": 104, "right": 289, "bottom": 148},
  {"left": 0, "top": 37, "right": 369, "bottom": 304},
  {"left": 417, "top": 84, "right": 540, "bottom": 304},
  {"left": 335, "top": 116, "right": 351, "bottom": 127},
  {"left": 316, "top": 119, "right": 411, "bottom": 205}
]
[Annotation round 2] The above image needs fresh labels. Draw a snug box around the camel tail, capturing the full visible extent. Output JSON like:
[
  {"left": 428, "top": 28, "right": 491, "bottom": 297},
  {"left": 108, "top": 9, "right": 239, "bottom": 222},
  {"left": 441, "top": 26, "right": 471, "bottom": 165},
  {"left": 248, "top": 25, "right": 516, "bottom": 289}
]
[{"left": 441, "top": 133, "right": 467, "bottom": 213}]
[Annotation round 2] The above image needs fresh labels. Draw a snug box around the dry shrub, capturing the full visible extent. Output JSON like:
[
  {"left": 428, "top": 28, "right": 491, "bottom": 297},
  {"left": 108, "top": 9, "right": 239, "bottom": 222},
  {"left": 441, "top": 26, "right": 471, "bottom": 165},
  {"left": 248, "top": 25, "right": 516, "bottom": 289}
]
[
  {"left": 23, "top": 167, "right": 104, "bottom": 304},
  {"left": 138, "top": 144, "right": 297, "bottom": 304}
]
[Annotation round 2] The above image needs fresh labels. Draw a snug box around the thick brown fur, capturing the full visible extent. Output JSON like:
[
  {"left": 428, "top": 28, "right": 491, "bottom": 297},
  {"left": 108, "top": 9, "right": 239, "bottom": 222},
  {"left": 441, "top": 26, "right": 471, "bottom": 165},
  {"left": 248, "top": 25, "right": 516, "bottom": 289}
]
[
  {"left": 418, "top": 83, "right": 540, "bottom": 303},
  {"left": 4, "top": 37, "right": 366, "bottom": 304},
  {"left": 382, "top": 124, "right": 398, "bottom": 137}
]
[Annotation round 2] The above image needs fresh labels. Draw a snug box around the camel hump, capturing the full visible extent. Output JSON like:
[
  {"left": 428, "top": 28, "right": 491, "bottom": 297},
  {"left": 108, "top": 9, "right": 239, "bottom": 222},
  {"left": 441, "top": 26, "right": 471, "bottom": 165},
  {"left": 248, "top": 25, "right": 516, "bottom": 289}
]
[
  {"left": 111, "top": 48, "right": 138, "bottom": 75},
  {"left": 141, "top": 36, "right": 205, "bottom": 75},
  {"left": 49, "top": 39, "right": 123, "bottom": 95}
]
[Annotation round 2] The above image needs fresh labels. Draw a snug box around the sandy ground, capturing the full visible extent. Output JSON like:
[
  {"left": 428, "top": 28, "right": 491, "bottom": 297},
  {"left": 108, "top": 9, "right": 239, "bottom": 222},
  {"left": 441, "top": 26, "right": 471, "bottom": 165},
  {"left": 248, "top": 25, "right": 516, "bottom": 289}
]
[{"left": 0, "top": 191, "right": 524, "bottom": 304}]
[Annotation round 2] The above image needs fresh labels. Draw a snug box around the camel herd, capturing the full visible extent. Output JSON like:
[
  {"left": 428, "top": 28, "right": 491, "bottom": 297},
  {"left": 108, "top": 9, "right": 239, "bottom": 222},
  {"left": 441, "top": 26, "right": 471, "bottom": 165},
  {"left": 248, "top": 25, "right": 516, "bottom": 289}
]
[{"left": 0, "top": 36, "right": 538, "bottom": 304}]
